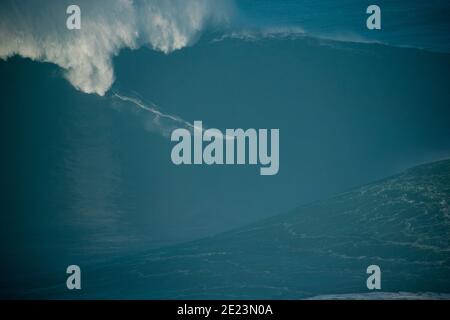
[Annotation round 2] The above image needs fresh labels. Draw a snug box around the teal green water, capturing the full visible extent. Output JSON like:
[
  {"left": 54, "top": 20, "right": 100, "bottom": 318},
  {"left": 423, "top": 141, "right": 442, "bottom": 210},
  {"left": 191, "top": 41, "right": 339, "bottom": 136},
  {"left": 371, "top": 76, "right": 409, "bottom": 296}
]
[{"left": 1, "top": 0, "right": 450, "bottom": 299}]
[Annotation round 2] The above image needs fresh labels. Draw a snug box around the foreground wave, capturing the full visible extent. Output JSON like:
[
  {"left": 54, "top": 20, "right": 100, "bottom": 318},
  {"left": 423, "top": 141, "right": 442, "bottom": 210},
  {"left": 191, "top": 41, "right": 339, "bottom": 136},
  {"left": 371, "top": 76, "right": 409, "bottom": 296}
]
[{"left": 13, "top": 159, "right": 450, "bottom": 299}]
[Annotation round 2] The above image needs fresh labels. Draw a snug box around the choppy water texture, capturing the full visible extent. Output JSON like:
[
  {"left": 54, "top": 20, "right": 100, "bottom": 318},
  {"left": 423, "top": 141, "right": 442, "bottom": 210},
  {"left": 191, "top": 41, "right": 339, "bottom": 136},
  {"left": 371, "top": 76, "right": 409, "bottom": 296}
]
[{"left": 16, "top": 159, "right": 450, "bottom": 299}]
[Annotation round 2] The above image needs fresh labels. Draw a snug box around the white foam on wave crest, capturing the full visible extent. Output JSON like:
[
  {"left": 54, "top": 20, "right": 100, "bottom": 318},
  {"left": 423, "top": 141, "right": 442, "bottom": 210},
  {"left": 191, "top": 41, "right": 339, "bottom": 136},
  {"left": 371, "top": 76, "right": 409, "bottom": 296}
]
[{"left": 0, "top": 0, "right": 235, "bottom": 96}]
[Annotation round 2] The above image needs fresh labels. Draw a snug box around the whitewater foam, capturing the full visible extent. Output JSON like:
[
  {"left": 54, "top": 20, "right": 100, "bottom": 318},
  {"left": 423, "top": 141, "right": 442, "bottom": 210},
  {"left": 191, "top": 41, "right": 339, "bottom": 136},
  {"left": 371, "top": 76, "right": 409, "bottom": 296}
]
[{"left": 0, "top": 0, "right": 235, "bottom": 96}]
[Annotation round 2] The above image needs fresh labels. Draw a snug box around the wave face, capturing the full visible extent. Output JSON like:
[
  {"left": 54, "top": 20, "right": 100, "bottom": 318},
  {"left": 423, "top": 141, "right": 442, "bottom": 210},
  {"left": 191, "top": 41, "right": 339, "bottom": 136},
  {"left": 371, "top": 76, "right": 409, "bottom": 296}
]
[
  {"left": 1, "top": 20, "right": 450, "bottom": 298},
  {"left": 0, "top": 0, "right": 235, "bottom": 95}
]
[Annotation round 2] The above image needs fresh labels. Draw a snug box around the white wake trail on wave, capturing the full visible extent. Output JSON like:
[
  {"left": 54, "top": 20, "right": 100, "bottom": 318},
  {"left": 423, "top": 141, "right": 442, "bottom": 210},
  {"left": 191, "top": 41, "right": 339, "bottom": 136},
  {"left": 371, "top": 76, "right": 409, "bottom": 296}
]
[
  {"left": 113, "top": 93, "right": 194, "bottom": 128},
  {"left": 112, "top": 92, "right": 233, "bottom": 140}
]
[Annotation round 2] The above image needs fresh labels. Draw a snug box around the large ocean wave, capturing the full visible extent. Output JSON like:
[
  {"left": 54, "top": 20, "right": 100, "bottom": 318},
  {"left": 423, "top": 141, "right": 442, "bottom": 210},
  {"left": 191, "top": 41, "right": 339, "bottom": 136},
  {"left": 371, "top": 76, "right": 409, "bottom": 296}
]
[{"left": 1, "top": 0, "right": 449, "bottom": 97}]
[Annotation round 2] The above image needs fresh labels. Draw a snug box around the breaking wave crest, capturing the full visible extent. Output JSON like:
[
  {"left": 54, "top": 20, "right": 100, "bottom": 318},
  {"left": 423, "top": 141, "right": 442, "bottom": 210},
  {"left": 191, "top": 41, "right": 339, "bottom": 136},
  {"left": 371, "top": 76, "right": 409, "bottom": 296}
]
[{"left": 0, "top": 0, "right": 235, "bottom": 95}]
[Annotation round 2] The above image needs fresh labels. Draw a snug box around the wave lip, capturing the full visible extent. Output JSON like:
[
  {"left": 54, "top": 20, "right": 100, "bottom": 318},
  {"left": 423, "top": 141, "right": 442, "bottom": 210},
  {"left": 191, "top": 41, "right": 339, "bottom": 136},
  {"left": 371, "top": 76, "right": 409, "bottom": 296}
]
[{"left": 0, "top": 0, "right": 235, "bottom": 96}]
